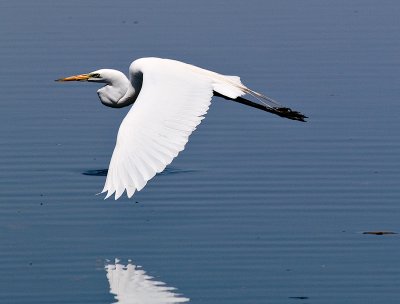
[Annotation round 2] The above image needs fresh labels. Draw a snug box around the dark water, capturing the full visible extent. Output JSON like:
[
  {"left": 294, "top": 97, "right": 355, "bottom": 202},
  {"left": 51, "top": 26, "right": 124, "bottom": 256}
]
[{"left": 1, "top": 1, "right": 400, "bottom": 303}]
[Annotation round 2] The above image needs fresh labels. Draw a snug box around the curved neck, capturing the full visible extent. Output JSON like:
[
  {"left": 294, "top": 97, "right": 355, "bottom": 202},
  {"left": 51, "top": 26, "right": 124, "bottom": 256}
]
[{"left": 96, "top": 70, "right": 137, "bottom": 108}]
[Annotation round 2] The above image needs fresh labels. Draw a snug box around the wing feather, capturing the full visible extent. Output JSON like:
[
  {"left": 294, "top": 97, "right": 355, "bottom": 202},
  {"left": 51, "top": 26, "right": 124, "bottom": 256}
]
[
  {"left": 102, "top": 58, "right": 229, "bottom": 199},
  {"left": 99, "top": 58, "right": 306, "bottom": 199}
]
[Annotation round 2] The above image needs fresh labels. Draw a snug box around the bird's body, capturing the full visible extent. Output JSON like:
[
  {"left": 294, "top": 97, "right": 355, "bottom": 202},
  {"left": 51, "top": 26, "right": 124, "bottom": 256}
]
[{"left": 57, "top": 57, "right": 306, "bottom": 199}]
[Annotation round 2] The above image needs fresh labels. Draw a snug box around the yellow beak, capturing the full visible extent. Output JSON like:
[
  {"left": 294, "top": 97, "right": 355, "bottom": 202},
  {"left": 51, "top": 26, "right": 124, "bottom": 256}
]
[{"left": 56, "top": 74, "right": 90, "bottom": 82}]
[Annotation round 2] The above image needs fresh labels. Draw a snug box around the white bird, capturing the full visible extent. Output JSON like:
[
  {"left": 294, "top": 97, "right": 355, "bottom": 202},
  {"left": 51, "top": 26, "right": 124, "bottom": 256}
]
[{"left": 57, "top": 57, "right": 307, "bottom": 199}]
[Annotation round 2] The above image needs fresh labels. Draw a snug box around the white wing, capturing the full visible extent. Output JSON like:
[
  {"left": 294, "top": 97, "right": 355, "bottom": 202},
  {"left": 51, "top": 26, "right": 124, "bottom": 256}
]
[{"left": 102, "top": 58, "right": 247, "bottom": 199}]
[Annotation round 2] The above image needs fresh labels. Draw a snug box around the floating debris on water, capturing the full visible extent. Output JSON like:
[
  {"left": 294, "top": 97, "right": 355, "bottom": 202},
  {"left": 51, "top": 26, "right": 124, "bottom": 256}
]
[
  {"left": 289, "top": 296, "right": 309, "bottom": 300},
  {"left": 363, "top": 231, "right": 397, "bottom": 235}
]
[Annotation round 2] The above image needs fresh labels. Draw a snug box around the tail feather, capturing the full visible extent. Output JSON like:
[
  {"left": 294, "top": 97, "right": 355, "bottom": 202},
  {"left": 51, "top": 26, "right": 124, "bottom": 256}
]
[{"left": 213, "top": 91, "right": 307, "bottom": 122}]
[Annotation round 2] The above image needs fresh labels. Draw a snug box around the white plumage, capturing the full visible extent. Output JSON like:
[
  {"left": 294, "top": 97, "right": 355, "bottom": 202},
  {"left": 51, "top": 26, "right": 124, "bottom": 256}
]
[
  {"left": 57, "top": 57, "right": 306, "bottom": 199},
  {"left": 103, "top": 58, "right": 246, "bottom": 199}
]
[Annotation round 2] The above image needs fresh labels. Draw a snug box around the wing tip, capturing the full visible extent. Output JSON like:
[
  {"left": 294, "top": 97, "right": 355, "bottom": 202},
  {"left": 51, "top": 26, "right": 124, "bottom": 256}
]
[
  {"left": 105, "top": 190, "right": 114, "bottom": 200},
  {"left": 100, "top": 186, "right": 137, "bottom": 200}
]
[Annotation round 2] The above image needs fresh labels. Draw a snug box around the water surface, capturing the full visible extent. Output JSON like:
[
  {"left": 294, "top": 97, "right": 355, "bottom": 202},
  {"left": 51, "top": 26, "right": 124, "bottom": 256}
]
[{"left": 0, "top": 1, "right": 400, "bottom": 303}]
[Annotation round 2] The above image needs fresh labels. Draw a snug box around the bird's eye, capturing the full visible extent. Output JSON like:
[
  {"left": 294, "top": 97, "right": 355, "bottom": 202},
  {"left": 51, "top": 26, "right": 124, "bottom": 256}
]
[{"left": 91, "top": 73, "right": 101, "bottom": 78}]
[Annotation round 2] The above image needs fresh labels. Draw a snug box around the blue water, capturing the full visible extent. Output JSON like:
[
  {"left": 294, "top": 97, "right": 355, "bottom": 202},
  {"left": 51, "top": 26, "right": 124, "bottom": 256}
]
[{"left": 1, "top": 0, "right": 400, "bottom": 303}]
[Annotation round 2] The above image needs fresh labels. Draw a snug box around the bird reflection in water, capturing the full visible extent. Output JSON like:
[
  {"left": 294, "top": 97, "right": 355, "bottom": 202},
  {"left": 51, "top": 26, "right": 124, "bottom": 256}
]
[{"left": 105, "top": 259, "right": 189, "bottom": 304}]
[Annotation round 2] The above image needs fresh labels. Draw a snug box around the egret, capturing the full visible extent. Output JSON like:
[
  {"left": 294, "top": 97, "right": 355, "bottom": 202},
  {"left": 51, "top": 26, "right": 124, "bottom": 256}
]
[{"left": 57, "top": 57, "right": 307, "bottom": 199}]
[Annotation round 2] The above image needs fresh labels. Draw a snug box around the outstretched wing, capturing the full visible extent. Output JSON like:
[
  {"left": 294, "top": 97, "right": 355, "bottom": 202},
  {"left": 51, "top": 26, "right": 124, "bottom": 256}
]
[{"left": 102, "top": 58, "right": 242, "bottom": 199}]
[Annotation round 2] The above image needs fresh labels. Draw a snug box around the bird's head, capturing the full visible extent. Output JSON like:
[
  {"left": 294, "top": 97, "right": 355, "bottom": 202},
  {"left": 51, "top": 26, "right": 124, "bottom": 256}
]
[
  {"left": 56, "top": 69, "right": 124, "bottom": 84},
  {"left": 56, "top": 69, "right": 134, "bottom": 108}
]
